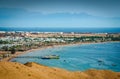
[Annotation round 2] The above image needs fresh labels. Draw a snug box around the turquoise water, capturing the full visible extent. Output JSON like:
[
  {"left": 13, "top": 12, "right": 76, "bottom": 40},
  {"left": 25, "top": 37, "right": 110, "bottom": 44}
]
[{"left": 11, "top": 42, "right": 120, "bottom": 72}]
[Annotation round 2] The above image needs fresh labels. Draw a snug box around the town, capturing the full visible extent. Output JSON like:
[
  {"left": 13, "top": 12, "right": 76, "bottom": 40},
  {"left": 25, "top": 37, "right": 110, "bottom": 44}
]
[{"left": 0, "top": 31, "right": 120, "bottom": 60}]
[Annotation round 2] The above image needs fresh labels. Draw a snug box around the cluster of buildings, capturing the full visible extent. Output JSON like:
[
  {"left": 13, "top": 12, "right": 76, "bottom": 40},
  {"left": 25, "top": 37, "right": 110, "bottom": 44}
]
[
  {"left": 0, "top": 31, "right": 120, "bottom": 61},
  {"left": 0, "top": 31, "right": 120, "bottom": 50}
]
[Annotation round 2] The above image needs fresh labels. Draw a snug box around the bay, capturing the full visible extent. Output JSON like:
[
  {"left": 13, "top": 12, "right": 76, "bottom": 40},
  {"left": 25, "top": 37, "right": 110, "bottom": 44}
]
[{"left": 11, "top": 42, "right": 120, "bottom": 72}]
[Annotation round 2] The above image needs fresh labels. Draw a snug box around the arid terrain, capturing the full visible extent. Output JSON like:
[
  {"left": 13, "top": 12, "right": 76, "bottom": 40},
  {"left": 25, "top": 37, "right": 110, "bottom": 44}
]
[{"left": 0, "top": 61, "right": 120, "bottom": 79}]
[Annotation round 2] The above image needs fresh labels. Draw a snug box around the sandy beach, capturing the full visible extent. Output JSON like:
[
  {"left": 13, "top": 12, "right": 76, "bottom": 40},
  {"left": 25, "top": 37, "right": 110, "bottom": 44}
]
[
  {"left": 1, "top": 41, "right": 119, "bottom": 62},
  {"left": 1, "top": 41, "right": 100, "bottom": 61},
  {"left": 1, "top": 41, "right": 120, "bottom": 77},
  {"left": 0, "top": 41, "right": 120, "bottom": 79}
]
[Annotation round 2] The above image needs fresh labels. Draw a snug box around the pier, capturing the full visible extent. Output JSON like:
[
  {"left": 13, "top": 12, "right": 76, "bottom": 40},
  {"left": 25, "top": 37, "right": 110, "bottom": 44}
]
[{"left": 14, "top": 56, "right": 42, "bottom": 59}]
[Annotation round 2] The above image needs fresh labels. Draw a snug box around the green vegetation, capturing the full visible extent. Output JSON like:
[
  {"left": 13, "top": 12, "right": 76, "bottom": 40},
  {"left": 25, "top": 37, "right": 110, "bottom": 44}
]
[
  {"left": 0, "top": 35, "right": 120, "bottom": 52},
  {"left": 0, "top": 33, "right": 120, "bottom": 61},
  {"left": 0, "top": 40, "right": 10, "bottom": 44},
  {"left": 10, "top": 46, "right": 16, "bottom": 54}
]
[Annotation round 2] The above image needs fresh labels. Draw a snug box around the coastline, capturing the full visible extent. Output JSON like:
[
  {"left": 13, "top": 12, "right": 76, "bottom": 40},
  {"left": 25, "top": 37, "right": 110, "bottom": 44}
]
[
  {"left": 0, "top": 41, "right": 120, "bottom": 79},
  {"left": 2, "top": 41, "right": 119, "bottom": 62}
]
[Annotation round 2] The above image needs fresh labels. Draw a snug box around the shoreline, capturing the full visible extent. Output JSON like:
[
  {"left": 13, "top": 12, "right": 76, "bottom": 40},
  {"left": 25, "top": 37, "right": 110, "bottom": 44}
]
[{"left": 1, "top": 41, "right": 120, "bottom": 62}]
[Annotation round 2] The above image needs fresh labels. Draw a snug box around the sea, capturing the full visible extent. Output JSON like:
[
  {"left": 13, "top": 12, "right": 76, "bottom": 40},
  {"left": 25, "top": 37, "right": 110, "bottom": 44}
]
[
  {"left": 0, "top": 27, "right": 120, "bottom": 33},
  {"left": 11, "top": 42, "right": 120, "bottom": 72}
]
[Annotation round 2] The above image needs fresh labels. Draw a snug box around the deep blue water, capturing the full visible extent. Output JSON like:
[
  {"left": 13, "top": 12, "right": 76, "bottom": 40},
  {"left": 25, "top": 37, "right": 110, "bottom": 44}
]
[
  {"left": 0, "top": 27, "right": 120, "bottom": 33},
  {"left": 11, "top": 42, "right": 120, "bottom": 72}
]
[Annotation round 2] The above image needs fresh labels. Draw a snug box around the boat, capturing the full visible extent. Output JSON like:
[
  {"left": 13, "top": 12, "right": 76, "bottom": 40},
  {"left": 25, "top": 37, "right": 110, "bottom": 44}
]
[
  {"left": 41, "top": 55, "right": 60, "bottom": 59},
  {"left": 98, "top": 59, "right": 103, "bottom": 62},
  {"left": 112, "top": 64, "right": 117, "bottom": 66}
]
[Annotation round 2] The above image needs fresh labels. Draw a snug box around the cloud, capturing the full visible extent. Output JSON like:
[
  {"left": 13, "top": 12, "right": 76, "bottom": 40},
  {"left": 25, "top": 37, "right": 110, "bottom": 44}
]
[
  {"left": 0, "top": 7, "right": 120, "bottom": 28},
  {"left": 0, "top": 0, "right": 120, "bottom": 17},
  {"left": 0, "top": 0, "right": 120, "bottom": 28}
]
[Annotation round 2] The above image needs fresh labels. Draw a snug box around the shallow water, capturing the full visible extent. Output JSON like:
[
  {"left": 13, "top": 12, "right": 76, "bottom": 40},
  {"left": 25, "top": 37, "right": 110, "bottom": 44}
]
[{"left": 11, "top": 42, "right": 120, "bottom": 72}]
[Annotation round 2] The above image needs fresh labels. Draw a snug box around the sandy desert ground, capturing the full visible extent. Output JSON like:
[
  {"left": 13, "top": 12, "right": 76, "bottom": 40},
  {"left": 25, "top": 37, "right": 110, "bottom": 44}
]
[{"left": 0, "top": 61, "right": 120, "bottom": 79}]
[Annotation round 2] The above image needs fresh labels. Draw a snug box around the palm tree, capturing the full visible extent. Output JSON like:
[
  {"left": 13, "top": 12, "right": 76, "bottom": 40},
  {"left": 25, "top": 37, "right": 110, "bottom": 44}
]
[{"left": 11, "top": 47, "right": 16, "bottom": 54}]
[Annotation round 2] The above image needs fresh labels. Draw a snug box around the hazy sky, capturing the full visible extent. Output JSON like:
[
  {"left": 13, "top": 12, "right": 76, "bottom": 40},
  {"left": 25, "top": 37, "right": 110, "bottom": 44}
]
[{"left": 0, "top": 0, "right": 120, "bottom": 28}]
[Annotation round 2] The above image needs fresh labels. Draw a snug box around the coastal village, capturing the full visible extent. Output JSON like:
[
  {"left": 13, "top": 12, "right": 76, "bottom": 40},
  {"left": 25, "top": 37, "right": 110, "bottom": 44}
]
[
  {"left": 1, "top": 0, "right": 120, "bottom": 78},
  {"left": 0, "top": 31, "right": 120, "bottom": 61},
  {"left": 0, "top": 31, "right": 120, "bottom": 79}
]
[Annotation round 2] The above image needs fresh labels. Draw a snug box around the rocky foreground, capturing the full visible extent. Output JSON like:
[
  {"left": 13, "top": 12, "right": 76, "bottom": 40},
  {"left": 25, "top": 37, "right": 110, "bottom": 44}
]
[{"left": 0, "top": 62, "right": 120, "bottom": 79}]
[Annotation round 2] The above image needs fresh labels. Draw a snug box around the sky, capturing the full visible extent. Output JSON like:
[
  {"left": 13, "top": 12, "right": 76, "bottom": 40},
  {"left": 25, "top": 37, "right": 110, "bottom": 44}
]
[{"left": 0, "top": 0, "right": 120, "bottom": 28}]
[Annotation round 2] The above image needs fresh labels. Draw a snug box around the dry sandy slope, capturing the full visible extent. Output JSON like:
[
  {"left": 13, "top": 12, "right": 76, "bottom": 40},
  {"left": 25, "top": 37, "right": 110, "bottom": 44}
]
[{"left": 0, "top": 62, "right": 120, "bottom": 79}]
